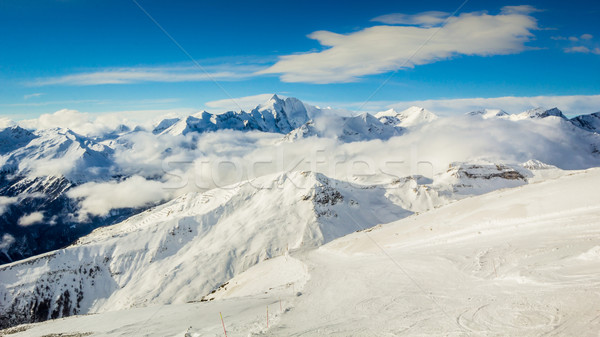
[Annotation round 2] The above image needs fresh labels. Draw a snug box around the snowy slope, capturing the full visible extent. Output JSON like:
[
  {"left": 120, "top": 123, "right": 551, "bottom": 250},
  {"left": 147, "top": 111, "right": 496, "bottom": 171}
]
[
  {"left": 4, "top": 167, "right": 599, "bottom": 336},
  {"left": 0, "top": 171, "right": 410, "bottom": 328},
  {"left": 375, "top": 106, "right": 438, "bottom": 127},
  {"left": 0, "top": 161, "right": 546, "bottom": 328}
]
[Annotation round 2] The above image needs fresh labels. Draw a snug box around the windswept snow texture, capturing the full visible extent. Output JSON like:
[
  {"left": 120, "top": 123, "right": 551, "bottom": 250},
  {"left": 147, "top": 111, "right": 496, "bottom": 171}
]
[{"left": 3, "top": 167, "right": 600, "bottom": 336}]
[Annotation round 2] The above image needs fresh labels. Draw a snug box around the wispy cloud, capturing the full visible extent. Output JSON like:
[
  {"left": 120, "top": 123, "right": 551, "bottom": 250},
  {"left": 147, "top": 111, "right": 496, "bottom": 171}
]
[
  {"left": 372, "top": 11, "right": 449, "bottom": 27},
  {"left": 258, "top": 7, "right": 539, "bottom": 83},
  {"left": 23, "top": 93, "right": 44, "bottom": 100},
  {"left": 30, "top": 65, "right": 261, "bottom": 86},
  {"left": 564, "top": 46, "right": 600, "bottom": 54},
  {"left": 554, "top": 33, "right": 599, "bottom": 55}
]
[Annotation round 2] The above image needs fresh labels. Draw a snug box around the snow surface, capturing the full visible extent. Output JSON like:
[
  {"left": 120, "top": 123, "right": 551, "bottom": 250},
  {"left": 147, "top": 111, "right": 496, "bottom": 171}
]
[{"left": 3, "top": 167, "right": 600, "bottom": 336}]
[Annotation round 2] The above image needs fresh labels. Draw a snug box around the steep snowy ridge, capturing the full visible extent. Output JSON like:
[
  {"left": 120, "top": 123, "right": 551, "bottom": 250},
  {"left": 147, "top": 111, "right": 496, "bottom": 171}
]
[
  {"left": 0, "top": 171, "right": 410, "bottom": 328},
  {"left": 571, "top": 111, "right": 600, "bottom": 133}
]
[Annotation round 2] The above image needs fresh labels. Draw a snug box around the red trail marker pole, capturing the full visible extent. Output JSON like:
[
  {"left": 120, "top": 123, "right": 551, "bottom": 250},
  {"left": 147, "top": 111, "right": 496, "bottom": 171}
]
[{"left": 219, "top": 312, "right": 228, "bottom": 337}]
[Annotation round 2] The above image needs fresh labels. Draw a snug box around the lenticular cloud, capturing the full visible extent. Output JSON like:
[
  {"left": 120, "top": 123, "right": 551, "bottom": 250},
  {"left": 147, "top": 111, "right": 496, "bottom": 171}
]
[{"left": 259, "top": 7, "right": 538, "bottom": 83}]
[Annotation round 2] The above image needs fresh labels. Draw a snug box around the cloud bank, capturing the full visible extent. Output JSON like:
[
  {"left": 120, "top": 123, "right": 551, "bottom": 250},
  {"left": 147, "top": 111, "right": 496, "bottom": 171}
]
[
  {"left": 259, "top": 7, "right": 539, "bottom": 83},
  {"left": 67, "top": 176, "right": 169, "bottom": 219}
]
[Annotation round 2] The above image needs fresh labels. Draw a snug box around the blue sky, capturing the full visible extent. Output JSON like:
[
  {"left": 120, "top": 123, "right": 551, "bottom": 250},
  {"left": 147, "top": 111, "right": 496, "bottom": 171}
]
[{"left": 1, "top": 0, "right": 599, "bottom": 120}]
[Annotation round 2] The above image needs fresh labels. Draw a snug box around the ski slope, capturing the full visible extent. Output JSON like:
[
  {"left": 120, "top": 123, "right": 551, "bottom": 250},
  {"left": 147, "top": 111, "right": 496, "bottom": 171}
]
[{"left": 4, "top": 167, "right": 600, "bottom": 336}]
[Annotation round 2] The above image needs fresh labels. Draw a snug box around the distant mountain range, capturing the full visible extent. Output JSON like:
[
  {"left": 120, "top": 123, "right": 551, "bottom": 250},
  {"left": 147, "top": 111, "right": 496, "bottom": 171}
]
[{"left": 0, "top": 94, "right": 599, "bottom": 267}]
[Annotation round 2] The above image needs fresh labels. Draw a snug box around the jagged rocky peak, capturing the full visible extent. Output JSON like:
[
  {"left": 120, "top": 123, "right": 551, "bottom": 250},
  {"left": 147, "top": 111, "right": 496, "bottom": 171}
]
[
  {"left": 0, "top": 125, "right": 37, "bottom": 154},
  {"left": 251, "top": 94, "right": 310, "bottom": 132},
  {"left": 467, "top": 109, "right": 509, "bottom": 119},
  {"left": 570, "top": 111, "right": 600, "bottom": 132},
  {"left": 155, "top": 95, "right": 311, "bottom": 136}
]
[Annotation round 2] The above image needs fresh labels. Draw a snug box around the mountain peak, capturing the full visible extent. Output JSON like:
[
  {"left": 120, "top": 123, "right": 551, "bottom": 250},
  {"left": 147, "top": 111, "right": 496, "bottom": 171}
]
[
  {"left": 467, "top": 109, "right": 509, "bottom": 119},
  {"left": 518, "top": 107, "right": 567, "bottom": 120},
  {"left": 375, "top": 106, "right": 436, "bottom": 127},
  {"left": 570, "top": 111, "right": 600, "bottom": 132},
  {"left": 269, "top": 93, "right": 283, "bottom": 102}
]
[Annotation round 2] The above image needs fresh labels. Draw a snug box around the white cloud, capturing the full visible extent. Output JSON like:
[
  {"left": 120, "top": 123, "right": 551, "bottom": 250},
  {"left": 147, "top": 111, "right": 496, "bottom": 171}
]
[
  {"left": 564, "top": 46, "right": 589, "bottom": 53},
  {"left": 0, "top": 118, "right": 15, "bottom": 129},
  {"left": 259, "top": 7, "right": 538, "bottom": 83},
  {"left": 569, "top": 36, "right": 579, "bottom": 42},
  {"left": 0, "top": 196, "right": 17, "bottom": 215},
  {"left": 67, "top": 176, "right": 169, "bottom": 219},
  {"left": 564, "top": 46, "right": 600, "bottom": 54},
  {"left": 205, "top": 93, "right": 280, "bottom": 112},
  {"left": 0, "top": 234, "right": 15, "bottom": 251},
  {"left": 24, "top": 93, "right": 44, "bottom": 100},
  {"left": 18, "top": 212, "right": 44, "bottom": 226},
  {"left": 19, "top": 109, "right": 121, "bottom": 137},
  {"left": 31, "top": 65, "right": 258, "bottom": 86},
  {"left": 499, "top": 5, "right": 540, "bottom": 15},
  {"left": 371, "top": 11, "right": 449, "bottom": 26},
  {"left": 581, "top": 34, "right": 594, "bottom": 40}
]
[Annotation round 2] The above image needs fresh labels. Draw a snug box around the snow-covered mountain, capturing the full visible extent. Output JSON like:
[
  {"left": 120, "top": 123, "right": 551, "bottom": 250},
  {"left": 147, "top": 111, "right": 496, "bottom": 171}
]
[
  {"left": 571, "top": 111, "right": 600, "bottom": 133},
  {"left": 0, "top": 171, "right": 409, "bottom": 327},
  {"left": 0, "top": 127, "right": 113, "bottom": 181},
  {"left": 285, "top": 112, "right": 402, "bottom": 142},
  {"left": 466, "top": 108, "right": 509, "bottom": 119},
  {"left": 3, "top": 166, "right": 600, "bottom": 336},
  {"left": 1, "top": 95, "right": 600, "bottom": 269},
  {"left": 511, "top": 107, "right": 569, "bottom": 120},
  {"left": 0, "top": 160, "right": 560, "bottom": 329},
  {"left": 156, "top": 95, "right": 310, "bottom": 136},
  {"left": 375, "top": 106, "right": 438, "bottom": 127}
]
